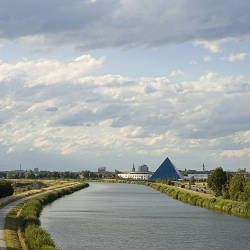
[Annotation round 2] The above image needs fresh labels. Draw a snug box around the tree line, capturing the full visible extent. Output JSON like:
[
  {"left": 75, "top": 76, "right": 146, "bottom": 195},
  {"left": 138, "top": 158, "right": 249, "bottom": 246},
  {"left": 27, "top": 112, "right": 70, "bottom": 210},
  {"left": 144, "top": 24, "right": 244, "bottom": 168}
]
[
  {"left": 207, "top": 167, "right": 250, "bottom": 202},
  {"left": 0, "top": 170, "right": 118, "bottom": 180}
]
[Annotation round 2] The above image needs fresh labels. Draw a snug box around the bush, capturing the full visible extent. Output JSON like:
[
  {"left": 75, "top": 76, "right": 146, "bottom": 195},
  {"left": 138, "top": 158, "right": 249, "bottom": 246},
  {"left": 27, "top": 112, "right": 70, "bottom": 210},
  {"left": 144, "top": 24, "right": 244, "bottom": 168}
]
[
  {"left": 0, "top": 180, "right": 14, "bottom": 198},
  {"left": 20, "top": 183, "right": 89, "bottom": 249},
  {"left": 148, "top": 182, "right": 250, "bottom": 219},
  {"left": 25, "top": 225, "right": 56, "bottom": 250}
]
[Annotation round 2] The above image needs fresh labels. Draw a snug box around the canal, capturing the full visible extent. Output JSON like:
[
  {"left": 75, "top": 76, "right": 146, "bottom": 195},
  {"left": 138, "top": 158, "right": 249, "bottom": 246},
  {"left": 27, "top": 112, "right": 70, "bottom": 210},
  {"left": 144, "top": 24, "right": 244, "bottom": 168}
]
[{"left": 40, "top": 182, "right": 250, "bottom": 250}]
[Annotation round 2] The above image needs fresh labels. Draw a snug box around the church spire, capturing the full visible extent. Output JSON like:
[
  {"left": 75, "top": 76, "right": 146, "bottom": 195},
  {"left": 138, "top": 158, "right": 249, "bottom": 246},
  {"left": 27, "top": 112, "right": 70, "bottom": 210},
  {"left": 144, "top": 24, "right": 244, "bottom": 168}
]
[{"left": 132, "top": 163, "right": 135, "bottom": 172}]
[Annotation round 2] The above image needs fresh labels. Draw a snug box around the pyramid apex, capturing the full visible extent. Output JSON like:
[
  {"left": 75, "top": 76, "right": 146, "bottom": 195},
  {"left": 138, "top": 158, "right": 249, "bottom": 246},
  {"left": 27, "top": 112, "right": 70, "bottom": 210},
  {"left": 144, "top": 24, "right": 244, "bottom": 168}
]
[{"left": 149, "top": 157, "right": 182, "bottom": 181}]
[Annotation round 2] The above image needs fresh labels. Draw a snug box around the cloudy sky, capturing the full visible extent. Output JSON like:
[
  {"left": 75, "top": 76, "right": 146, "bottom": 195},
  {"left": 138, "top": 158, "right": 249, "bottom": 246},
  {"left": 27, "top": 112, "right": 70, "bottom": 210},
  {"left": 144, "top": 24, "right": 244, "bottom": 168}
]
[{"left": 1, "top": 0, "right": 250, "bottom": 172}]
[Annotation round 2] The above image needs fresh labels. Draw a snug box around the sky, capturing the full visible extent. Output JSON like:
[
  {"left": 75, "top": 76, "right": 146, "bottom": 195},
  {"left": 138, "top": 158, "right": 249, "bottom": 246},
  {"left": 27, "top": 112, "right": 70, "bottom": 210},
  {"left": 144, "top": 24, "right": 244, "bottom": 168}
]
[{"left": 1, "top": 0, "right": 250, "bottom": 172}]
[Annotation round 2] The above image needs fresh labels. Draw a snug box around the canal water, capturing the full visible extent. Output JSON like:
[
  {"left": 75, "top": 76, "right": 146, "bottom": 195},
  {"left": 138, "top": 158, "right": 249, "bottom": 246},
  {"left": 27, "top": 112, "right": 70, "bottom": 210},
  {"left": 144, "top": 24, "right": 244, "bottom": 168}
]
[{"left": 40, "top": 182, "right": 250, "bottom": 250}]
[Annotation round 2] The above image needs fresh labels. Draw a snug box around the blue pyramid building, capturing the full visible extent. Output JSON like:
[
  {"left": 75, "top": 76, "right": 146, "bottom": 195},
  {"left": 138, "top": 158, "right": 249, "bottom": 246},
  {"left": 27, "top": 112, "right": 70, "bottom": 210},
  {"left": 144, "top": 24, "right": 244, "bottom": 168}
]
[{"left": 149, "top": 157, "right": 182, "bottom": 181}]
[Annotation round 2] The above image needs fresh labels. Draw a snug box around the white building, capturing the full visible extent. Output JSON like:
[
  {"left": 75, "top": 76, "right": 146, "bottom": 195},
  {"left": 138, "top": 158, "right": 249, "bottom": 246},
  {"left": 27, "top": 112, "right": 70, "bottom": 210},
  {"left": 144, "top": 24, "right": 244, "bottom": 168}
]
[
  {"left": 186, "top": 173, "right": 208, "bottom": 181},
  {"left": 118, "top": 172, "right": 153, "bottom": 180},
  {"left": 118, "top": 164, "right": 153, "bottom": 180}
]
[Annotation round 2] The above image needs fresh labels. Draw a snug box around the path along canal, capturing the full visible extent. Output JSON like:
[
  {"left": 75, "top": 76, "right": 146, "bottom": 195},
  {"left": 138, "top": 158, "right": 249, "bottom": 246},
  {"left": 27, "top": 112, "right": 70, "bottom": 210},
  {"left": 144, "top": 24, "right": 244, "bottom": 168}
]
[{"left": 40, "top": 182, "right": 250, "bottom": 250}]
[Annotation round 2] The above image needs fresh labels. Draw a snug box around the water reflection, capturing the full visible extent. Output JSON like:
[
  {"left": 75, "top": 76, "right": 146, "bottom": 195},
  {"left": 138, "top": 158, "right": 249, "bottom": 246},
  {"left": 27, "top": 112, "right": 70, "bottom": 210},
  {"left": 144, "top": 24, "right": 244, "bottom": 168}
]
[{"left": 41, "top": 182, "right": 250, "bottom": 250}]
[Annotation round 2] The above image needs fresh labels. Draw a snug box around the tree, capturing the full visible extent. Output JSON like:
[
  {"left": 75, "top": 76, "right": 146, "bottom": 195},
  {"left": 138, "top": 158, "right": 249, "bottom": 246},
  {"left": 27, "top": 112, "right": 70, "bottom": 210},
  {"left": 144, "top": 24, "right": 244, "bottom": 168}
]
[
  {"left": 0, "top": 181, "right": 14, "bottom": 198},
  {"left": 207, "top": 167, "right": 227, "bottom": 196},
  {"left": 24, "top": 172, "right": 35, "bottom": 179},
  {"left": 242, "top": 180, "right": 250, "bottom": 202},
  {"left": 229, "top": 170, "right": 246, "bottom": 201},
  {"left": 189, "top": 176, "right": 195, "bottom": 186}
]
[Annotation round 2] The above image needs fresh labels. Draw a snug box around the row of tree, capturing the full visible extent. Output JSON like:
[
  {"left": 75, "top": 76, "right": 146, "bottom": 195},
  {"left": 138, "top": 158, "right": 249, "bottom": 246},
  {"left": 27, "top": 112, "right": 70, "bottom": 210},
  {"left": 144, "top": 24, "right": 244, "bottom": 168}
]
[
  {"left": 207, "top": 167, "right": 250, "bottom": 202},
  {"left": 0, "top": 180, "right": 14, "bottom": 198},
  {"left": 1, "top": 171, "right": 82, "bottom": 179},
  {"left": 0, "top": 170, "right": 118, "bottom": 180}
]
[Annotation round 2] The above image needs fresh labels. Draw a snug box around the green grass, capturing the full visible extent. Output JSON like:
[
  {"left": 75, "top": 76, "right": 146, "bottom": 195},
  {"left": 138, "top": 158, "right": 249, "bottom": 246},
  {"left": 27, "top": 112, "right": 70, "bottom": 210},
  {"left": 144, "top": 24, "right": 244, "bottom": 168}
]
[
  {"left": 91, "top": 178, "right": 250, "bottom": 219},
  {"left": 4, "top": 182, "right": 89, "bottom": 250},
  {"left": 20, "top": 183, "right": 89, "bottom": 250},
  {"left": 148, "top": 182, "right": 250, "bottom": 219},
  {"left": 4, "top": 203, "right": 24, "bottom": 250}
]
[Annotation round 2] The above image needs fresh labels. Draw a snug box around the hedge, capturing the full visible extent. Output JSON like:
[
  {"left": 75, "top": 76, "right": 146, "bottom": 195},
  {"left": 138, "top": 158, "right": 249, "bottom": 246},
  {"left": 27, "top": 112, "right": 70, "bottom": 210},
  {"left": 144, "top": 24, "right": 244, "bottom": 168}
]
[
  {"left": 19, "top": 182, "right": 89, "bottom": 250},
  {"left": 148, "top": 183, "right": 250, "bottom": 219},
  {"left": 92, "top": 179, "right": 250, "bottom": 219}
]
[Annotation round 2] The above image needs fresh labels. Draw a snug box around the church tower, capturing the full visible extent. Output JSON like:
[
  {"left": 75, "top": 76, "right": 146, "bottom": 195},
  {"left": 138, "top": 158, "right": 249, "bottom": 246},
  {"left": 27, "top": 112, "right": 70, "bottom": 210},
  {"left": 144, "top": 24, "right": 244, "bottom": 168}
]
[{"left": 132, "top": 163, "right": 135, "bottom": 172}]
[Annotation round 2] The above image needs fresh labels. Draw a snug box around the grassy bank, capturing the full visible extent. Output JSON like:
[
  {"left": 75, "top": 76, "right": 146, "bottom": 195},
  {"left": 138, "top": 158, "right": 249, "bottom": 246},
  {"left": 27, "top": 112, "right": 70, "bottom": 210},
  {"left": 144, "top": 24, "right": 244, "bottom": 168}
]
[
  {"left": 5, "top": 182, "right": 89, "bottom": 250},
  {"left": 89, "top": 178, "right": 147, "bottom": 185},
  {"left": 91, "top": 179, "right": 250, "bottom": 219},
  {"left": 148, "top": 182, "right": 250, "bottom": 219},
  {"left": 0, "top": 180, "right": 77, "bottom": 210},
  {"left": 5, "top": 202, "right": 24, "bottom": 250}
]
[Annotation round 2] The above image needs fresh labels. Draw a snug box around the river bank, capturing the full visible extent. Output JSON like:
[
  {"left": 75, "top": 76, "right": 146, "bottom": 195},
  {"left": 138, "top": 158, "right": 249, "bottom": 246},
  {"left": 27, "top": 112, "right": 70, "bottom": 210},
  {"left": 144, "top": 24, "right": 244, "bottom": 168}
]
[
  {"left": 40, "top": 182, "right": 250, "bottom": 250},
  {"left": 4, "top": 182, "right": 89, "bottom": 250},
  {"left": 90, "top": 179, "right": 250, "bottom": 219}
]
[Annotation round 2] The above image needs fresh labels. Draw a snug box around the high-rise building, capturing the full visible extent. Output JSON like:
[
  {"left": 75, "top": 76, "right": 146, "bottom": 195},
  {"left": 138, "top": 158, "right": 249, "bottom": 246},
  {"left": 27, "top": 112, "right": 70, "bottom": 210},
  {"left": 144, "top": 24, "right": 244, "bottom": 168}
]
[
  {"left": 137, "top": 164, "right": 149, "bottom": 172},
  {"left": 98, "top": 167, "right": 106, "bottom": 173}
]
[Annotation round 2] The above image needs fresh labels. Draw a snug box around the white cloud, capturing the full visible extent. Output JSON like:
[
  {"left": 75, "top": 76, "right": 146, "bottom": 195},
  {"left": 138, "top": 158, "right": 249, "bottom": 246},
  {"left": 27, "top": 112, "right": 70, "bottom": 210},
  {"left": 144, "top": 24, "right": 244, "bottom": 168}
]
[
  {"left": 220, "top": 148, "right": 250, "bottom": 158},
  {"left": 1, "top": 56, "right": 250, "bottom": 170},
  {"left": 193, "top": 39, "right": 230, "bottom": 53},
  {"left": 203, "top": 55, "right": 212, "bottom": 62},
  {"left": 170, "top": 70, "right": 184, "bottom": 77},
  {"left": 222, "top": 53, "right": 248, "bottom": 62},
  {"left": 0, "top": 55, "right": 104, "bottom": 86}
]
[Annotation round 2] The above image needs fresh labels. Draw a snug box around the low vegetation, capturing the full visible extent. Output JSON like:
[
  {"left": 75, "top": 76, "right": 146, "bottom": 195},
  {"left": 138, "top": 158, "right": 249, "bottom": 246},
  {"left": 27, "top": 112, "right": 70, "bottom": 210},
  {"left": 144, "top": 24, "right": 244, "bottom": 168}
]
[
  {"left": 208, "top": 168, "right": 250, "bottom": 202},
  {"left": 92, "top": 178, "right": 250, "bottom": 219},
  {"left": 0, "top": 180, "right": 14, "bottom": 198},
  {"left": 4, "top": 203, "right": 24, "bottom": 250},
  {"left": 5, "top": 182, "right": 89, "bottom": 250},
  {"left": 0, "top": 180, "right": 77, "bottom": 210},
  {"left": 147, "top": 182, "right": 250, "bottom": 219}
]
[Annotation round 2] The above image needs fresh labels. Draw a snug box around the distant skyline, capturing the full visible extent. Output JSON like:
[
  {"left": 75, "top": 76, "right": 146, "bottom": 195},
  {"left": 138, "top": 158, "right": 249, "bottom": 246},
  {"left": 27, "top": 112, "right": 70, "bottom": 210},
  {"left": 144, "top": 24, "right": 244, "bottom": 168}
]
[{"left": 1, "top": 0, "right": 250, "bottom": 172}]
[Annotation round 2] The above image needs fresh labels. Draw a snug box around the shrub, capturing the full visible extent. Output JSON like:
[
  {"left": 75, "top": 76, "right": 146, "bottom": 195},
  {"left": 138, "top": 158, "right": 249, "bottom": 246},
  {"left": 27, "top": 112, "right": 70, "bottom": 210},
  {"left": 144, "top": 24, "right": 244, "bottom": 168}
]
[
  {"left": 0, "top": 180, "right": 14, "bottom": 198},
  {"left": 25, "top": 225, "right": 56, "bottom": 250},
  {"left": 148, "top": 182, "right": 250, "bottom": 219},
  {"left": 207, "top": 167, "right": 227, "bottom": 196},
  {"left": 20, "top": 182, "right": 89, "bottom": 249}
]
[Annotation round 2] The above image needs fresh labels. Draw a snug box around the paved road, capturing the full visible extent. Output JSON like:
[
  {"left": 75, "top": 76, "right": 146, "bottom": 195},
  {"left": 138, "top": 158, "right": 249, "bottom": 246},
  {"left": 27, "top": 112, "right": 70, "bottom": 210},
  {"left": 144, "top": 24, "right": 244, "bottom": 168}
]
[
  {"left": 0, "top": 193, "right": 42, "bottom": 250},
  {"left": 0, "top": 183, "right": 78, "bottom": 250}
]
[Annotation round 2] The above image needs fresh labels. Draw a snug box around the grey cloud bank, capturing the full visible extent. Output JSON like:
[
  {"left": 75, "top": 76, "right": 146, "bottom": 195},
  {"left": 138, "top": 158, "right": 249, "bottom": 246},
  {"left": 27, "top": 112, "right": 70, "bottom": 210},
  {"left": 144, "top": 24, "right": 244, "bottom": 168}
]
[
  {"left": 1, "top": 1, "right": 250, "bottom": 171},
  {"left": 1, "top": 0, "right": 250, "bottom": 50}
]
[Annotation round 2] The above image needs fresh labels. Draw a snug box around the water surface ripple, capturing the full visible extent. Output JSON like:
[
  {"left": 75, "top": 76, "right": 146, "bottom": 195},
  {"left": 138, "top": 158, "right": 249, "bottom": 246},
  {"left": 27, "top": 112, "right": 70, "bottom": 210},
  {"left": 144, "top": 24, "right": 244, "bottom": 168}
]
[{"left": 40, "top": 182, "right": 250, "bottom": 250}]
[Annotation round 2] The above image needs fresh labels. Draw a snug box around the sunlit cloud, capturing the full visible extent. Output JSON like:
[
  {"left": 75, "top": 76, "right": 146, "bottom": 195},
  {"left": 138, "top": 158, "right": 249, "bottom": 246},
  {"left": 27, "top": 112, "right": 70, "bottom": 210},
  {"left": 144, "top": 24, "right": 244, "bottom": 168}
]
[{"left": 222, "top": 53, "right": 248, "bottom": 62}]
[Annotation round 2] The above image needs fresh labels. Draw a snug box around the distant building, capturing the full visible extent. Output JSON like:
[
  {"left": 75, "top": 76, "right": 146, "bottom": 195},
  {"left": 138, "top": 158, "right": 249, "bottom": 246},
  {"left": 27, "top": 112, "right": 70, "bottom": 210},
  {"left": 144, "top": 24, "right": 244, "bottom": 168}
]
[
  {"left": 118, "top": 164, "right": 153, "bottom": 180},
  {"left": 98, "top": 167, "right": 107, "bottom": 173},
  {"left": 132, "top": 163, "right": 135, "bottom": 172},
  {"left": 185, "top": 173, "right": 208, "bottom": 181},
  {"left": 138, "top": 164, "right": 149, "bottom": 172},
  {"left": 149, "top": 157, "right": 183, "bottom": 181},
  {"left": 34, "top": 168, "right": 39, "bottom": 173}
]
